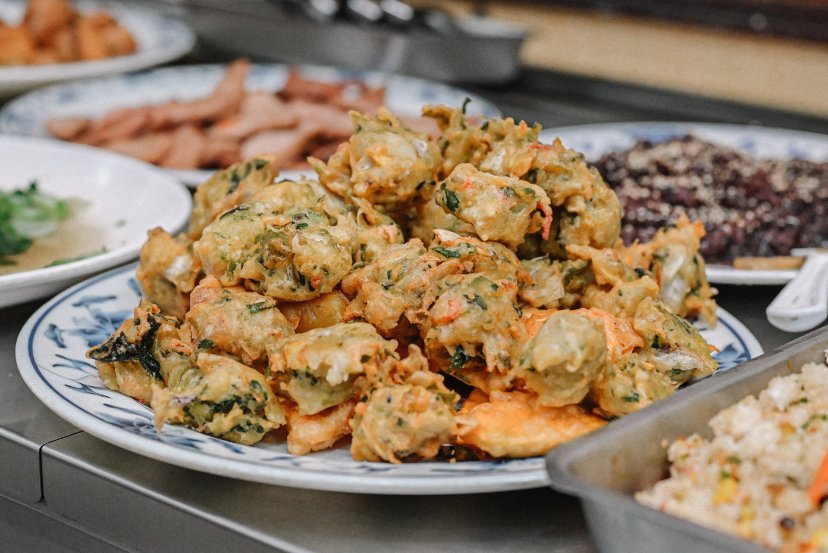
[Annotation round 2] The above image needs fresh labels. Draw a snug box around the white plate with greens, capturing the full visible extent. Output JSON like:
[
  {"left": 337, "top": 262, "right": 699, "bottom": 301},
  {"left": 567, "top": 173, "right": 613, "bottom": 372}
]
[{"left": 0, "top": 136, "right": 191, "bottom": 308}]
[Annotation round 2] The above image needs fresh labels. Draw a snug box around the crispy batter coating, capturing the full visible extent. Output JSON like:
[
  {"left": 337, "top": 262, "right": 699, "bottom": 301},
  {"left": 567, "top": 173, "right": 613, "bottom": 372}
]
[
  {"left": 185, "top": 276, "right": 293, "bottom": 367},
  {"left": 151, "top": 353, "right": 285, "bottom": 446},
  {"left": 633, "top": 297, "right": 718, "bottom": 383},
  {"left": 514, "top": 311, "right": 607, "bottom": 407},
  {"left": 619, "top": 214, "right": 718, "bottom": 326},
  {"left": 422, "top": 103, "right": 490, "bottom": 179},
  {"left": 421, "top": 273, "right": 524, "bottom": 377},
  {"left": 246, "top": 178, "right": 321, "bottom": 215},
  {"left": 567, "top": 244, "right": 660, "bottom": 318},
  {"left": 408, "top": 187, "right": 475, "bottom": 244},
  {"left": 311, "top": 108, "right": 440, "bottom": 212},
  {"left": 188, "top": 158, "right": 276, "bottom": 239},
  {"left": 284, "top": 399, "right": 357, "bottom": 455},
  {"left": 136, "top": 228, "right": 201, "bottom": 320},
  {"left": 434, "top": 163, "right": 552, "bottom": 248},
  {"left": 342, "top": 239, "right": 463, "bottom": 333},
  {"left": 87, "top": 300, "right": 194, "bottom": 403},
  {"left": 589, "top": 350, "right": 677, "bottom": 418},
  {"left": 351, "top": 198, "right": 405, "bottom": 263},
  {"left": 517, "top": 256, "right": 588, "bottom": 310},
  {"left": 196, "top": 205, "right": 356, "bottom": 301},
  {"left": 481, "top": 137, "right": 621, "bottom": 257},
  {"left": 456, "top": 390, "right": 606, "bottom": 458},
  {"left": 279, "top": 291, "right": 349, "bottom": 333},
  {"left": 351, "top": 351, "right": 458, "bottom": 463},
  {"left": 270, "top": 322, "right": 397, "bottom": 415}
]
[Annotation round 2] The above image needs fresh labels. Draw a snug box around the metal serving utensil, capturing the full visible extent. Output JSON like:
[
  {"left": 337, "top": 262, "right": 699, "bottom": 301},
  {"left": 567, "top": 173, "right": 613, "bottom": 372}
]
[{"left": 766, "top": 247, "right": 828, "bottom": 332}]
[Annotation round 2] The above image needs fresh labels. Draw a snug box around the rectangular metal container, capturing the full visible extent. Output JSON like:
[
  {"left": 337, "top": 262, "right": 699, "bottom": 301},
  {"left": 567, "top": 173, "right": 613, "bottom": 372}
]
[{"left": 545, "top": 326, "right": 828, "bottom": 553}]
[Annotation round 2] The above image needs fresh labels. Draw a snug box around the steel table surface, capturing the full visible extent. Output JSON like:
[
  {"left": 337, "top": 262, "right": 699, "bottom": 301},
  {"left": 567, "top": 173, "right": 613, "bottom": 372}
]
[{"left": 1, "top": 57, "right": 826, "bottom": 552}]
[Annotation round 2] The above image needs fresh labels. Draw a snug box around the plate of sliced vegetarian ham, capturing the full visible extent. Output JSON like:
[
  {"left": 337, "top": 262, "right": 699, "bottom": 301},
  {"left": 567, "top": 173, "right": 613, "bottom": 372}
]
[{"left": 0, "top": 60, "right": 499, "bottom": 187}]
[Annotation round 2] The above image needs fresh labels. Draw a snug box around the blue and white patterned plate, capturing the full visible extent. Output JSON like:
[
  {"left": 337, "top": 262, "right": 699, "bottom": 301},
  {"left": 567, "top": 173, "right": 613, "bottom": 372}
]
[
  {"left": 539, "top": 122, "right": 828, "bottom": 286},
  {"left": 15, "top": 263, "right": 762, "bottom": 494},
  {"left": 0, "top": 0, "right": 194, "bottom": 96},
  {"left": 0, "top": 63, "right": 500, "bottom": 187}
]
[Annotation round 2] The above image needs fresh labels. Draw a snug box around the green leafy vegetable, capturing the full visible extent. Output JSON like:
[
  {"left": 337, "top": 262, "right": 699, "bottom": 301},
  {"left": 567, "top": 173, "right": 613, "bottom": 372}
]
[{"left": 0, "top": 182, "right": 70, "bottom": 264}]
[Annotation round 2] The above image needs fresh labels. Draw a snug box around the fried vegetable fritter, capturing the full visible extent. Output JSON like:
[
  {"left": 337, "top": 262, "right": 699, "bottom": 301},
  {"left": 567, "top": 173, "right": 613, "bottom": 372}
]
[
  {"left": 188, "top": 157, "right": 276, "bottom": 239},
  {"left": 434, "top": 163, "right": 552, "bottom": 248},
  {"left": 136, "top": 228, "right": 201, "bottom": 320},
  {"left": 185, "top": 275, "right": 293, "bottom": 367},
  {"left": 151, "top": 353, "right": 285, "bottom": 445},
  {"left": 514, "top": 311, "right": 607, "bottom": 407}
]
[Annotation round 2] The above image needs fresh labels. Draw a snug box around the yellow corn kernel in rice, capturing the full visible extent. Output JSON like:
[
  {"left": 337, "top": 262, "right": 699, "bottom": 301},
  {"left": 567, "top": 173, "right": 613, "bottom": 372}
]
[
  {"left": 812, "top": 528, "right": 828, "bottom": 548},
  {"left": 714, "top": 477, "right": 738, "bottom": 505}
]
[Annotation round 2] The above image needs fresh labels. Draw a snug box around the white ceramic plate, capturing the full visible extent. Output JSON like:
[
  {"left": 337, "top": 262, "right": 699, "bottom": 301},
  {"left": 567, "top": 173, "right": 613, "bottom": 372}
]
[
  {"left": 0, "top": 0, "right": 194, "bottom": 96},
  {"left": 539, "top": 122, "right": 828, "bottom": 286},
  {"left": 0, "top": 63, "right": 500, "bottom": 187},
  {"left": 0, "top": 136, "right": 191, "bottom": 308},
  {"left": 15, "top": 263, "right": 762, "bottom": 495}
]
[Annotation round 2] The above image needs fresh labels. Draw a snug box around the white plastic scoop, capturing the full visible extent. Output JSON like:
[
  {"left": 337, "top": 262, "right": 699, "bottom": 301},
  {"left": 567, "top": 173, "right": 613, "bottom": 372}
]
[{"left": 766, "top": 248, "right": 828, "bottom": 333}]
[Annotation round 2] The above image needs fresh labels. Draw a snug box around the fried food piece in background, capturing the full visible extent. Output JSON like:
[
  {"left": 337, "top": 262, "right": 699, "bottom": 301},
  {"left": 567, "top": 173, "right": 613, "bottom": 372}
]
[
  {"left": 159, "top": 124, "right": 208, "bottom": 169},
  {"left": 151, "top": 353, "right": 285, "bottom": 446},
  {"left": 0, "top": 25, "right": 36, "bottom": 65},
  {"left": 136, "top": 227, "right": 200, "bottom": 320},
  {"left": 239, "top": 122, "right": 320, "bottom": 168},
  {"left": 102, "top": 131, "right": 173, "bottom": 165},
  {"left": 188, "top": 157, "right": 276, "bottom": 239},
  {"left": 148, "top": 59, "right": 249, "bottom": 130},
  {"left": 185, "top": 276, "right": 293, "bottom": 367},
  {"left": 22, "top": 0, "right": 73, "bottom": 45},
  {"left": 434, "top": 163, "right": 552, "bottom": 249},
  {"left": 456, "top": 390, "right": 606, "bottom": 458},
  {"left": 209, "top": 91, "right": 299, "bottom": 142},
  {"left": 619, "top": 214, "right": 718, "bottom": 326},
  {"left": 87, "top": 300, "right": 194, "bottom": 404},
  {"left": 513, "top": 311, "right": 606, "bottom": 408}
]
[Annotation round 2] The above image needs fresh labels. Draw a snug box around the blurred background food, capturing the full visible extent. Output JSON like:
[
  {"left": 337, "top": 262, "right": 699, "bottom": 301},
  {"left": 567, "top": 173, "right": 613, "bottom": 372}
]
[{"left": 0, "top": 0, "right": 136, "bottom": 65}]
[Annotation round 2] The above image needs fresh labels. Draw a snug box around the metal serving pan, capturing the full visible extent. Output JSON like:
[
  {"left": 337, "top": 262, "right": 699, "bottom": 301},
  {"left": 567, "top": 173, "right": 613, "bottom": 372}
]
[
  {"left": 546, "top": 325, "right": 828, "bottom": 553},
  {"left": 174, "top": 0, "right": 527, "bottom": 84}
]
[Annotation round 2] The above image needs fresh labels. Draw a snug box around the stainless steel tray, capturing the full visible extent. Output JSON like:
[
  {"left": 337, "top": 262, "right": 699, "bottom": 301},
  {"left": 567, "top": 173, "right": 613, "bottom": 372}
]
[
  {"left": 176, "top": 0, "right": 527, "bottom": 84},
  {"left": 546, "top": 326, "right": 828, "bottom": 553}
]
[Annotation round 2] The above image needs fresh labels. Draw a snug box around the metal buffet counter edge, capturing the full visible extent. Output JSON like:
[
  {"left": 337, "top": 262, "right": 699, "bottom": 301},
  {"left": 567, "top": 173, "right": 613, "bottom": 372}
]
[{"left": 2, "top": 65, "right": 828, "bottom": 552}]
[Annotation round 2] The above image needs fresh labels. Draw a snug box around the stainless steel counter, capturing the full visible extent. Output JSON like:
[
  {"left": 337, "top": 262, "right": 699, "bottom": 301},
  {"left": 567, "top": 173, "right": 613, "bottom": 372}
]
[{"left": 2, "top": 54, "right": 827, "bottom": 551}]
